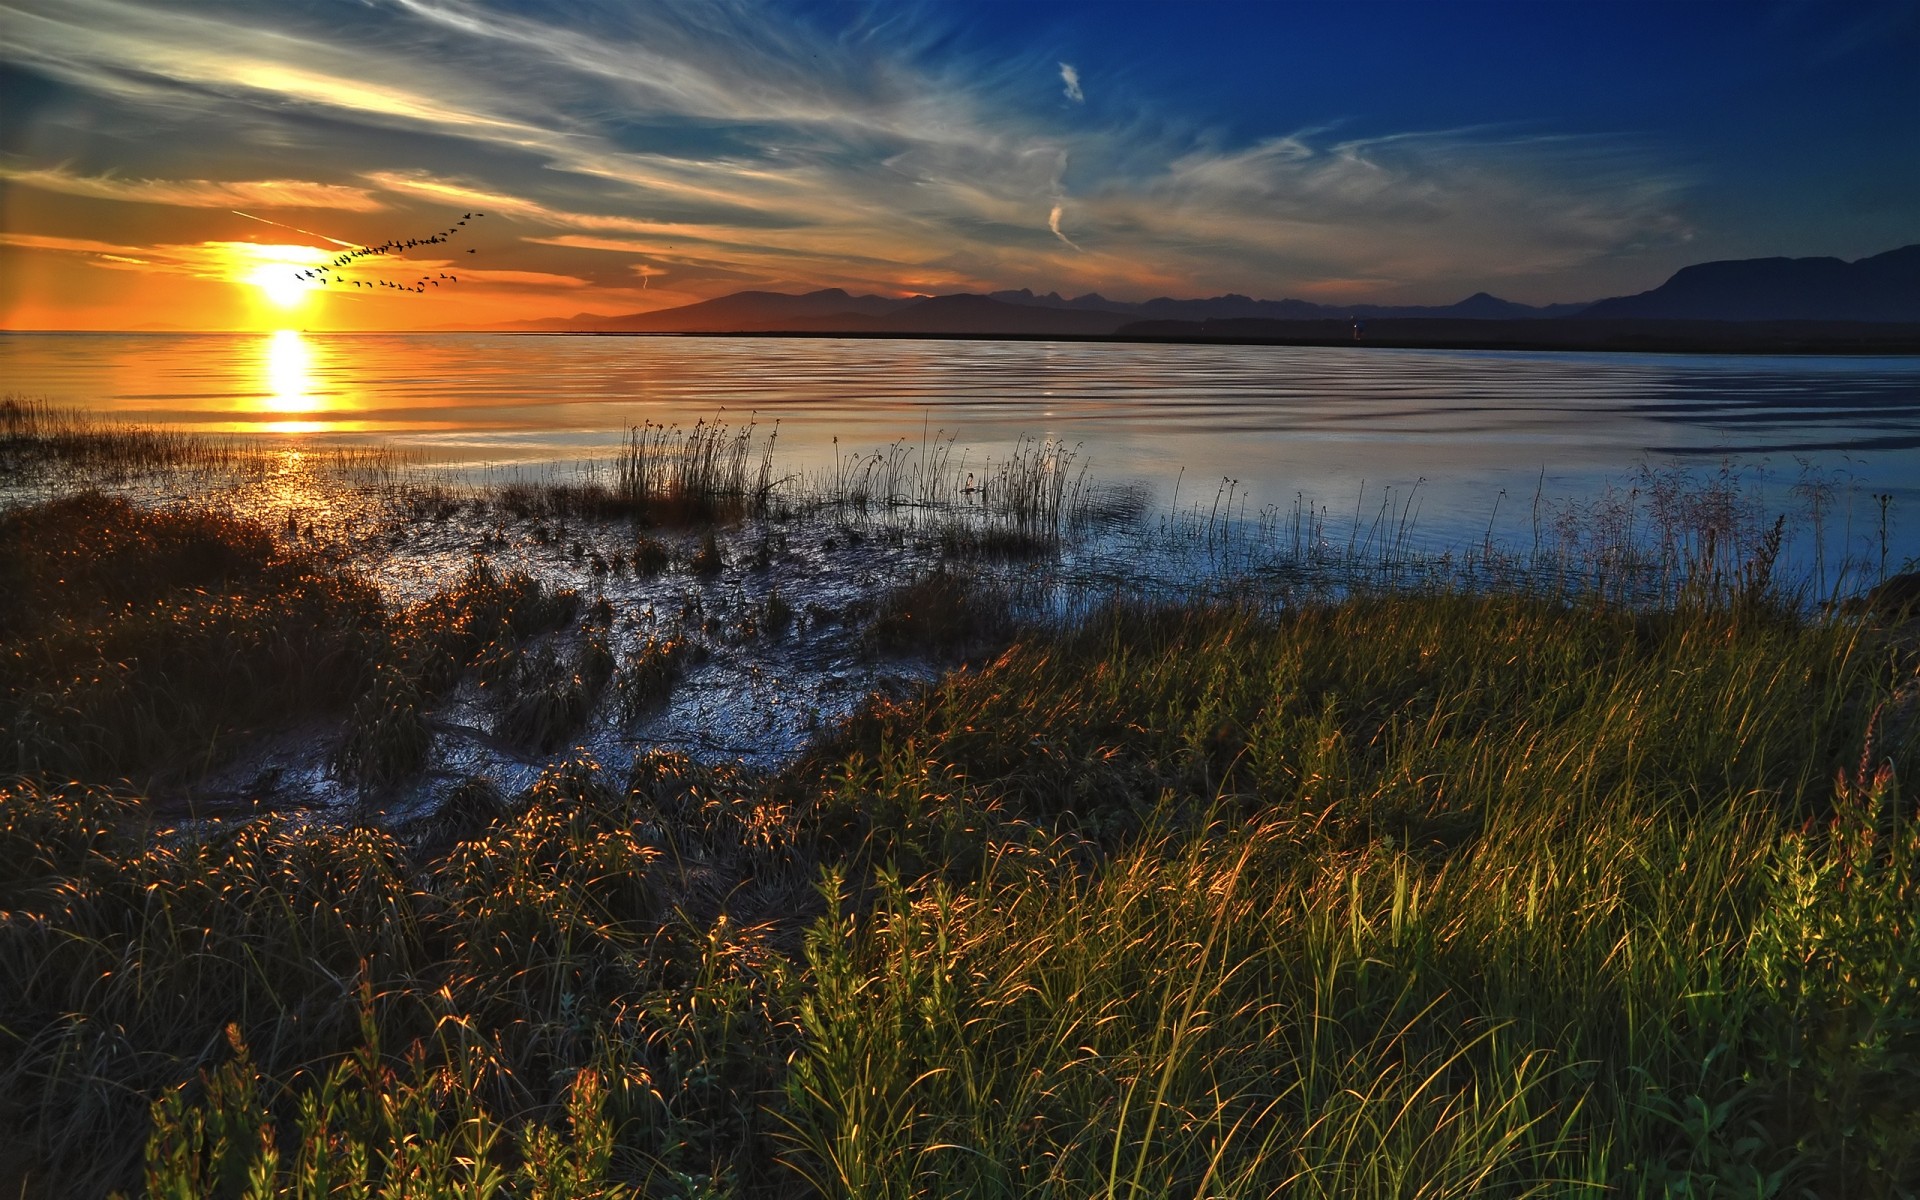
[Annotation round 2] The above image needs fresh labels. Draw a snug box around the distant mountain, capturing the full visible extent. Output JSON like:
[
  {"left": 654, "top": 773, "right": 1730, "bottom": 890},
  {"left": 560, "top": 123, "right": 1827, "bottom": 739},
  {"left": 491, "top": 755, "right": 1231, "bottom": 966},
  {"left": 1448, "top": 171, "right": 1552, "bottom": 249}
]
[
  {"left": 1113, "top": 316, "right": 1920, "bottom": 354},
  {"left": 1128, "top": 292, "right": 1587, "bottom": 322},
  {"left": 778, "top": 294, "right": 1136, "bottom": 336},
  {"left": 501, "top": 287, "right": 914, "bottom": 332},
  {"left": 510, "top": 286, "right": 1581, "bottom": 335},
  {"left": 1580, "top": 245, "right": 1920, "bottom": 322},
  {"left": 984, "top": 288, "right": 1138, "bottom": 314},
  {"left": 484, "top": 242, "right": 1920, "bottom": 337}
]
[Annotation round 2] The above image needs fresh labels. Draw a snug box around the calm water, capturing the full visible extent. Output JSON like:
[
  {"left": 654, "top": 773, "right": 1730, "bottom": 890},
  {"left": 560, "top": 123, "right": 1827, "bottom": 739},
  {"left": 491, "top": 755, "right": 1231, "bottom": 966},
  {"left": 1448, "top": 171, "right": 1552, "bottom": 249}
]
[{"left": 7, "top": 331, "right": 1920, "bottom": 570}]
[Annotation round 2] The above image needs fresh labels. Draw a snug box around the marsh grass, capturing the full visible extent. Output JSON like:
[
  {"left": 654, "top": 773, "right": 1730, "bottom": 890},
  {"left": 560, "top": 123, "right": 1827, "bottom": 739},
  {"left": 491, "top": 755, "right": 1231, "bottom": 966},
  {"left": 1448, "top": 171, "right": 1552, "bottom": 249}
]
[
  {"left": 863, "top": 566, "right": 1018, "bottom": 660},
  {"left": 0, "top": 491, "right": 583, "bottom": 796},
  {"left": 0, "top": 754, "right": 806, "bottom": 1198},
  {"left": 614, "top": 636, "right": 691, "bottom": 721},
  {"left": 6, "top": 568, "right": 1920, "bottom": 1195},
  {"left": 1, "top": 396, "right": 407, "bottom": 496},
  {"left": 1, "top": 397, "right": 238, "bottom": 482},
  {"left": 0, "top": 493, "right": 386, "bottom": 787},
  {"left": 491, "top": 626, "right": 615, "bottom": 755},
  {"left": 5, "top": 418, "right": 1920, "bottom": 1196},
  {"left": 488, "top": 420, "right": 782, "bottom": 528}
]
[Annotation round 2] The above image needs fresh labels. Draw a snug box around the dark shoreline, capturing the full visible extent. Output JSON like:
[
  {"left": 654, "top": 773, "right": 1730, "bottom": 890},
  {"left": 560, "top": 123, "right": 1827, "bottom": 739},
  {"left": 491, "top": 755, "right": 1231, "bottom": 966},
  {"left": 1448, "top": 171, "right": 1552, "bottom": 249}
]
[
  {"left": 524, "top": 318, "right": 1920, "bottom": 356},
  {"left": 12, "top": 323, "right": 1920, "bottom": 354}
]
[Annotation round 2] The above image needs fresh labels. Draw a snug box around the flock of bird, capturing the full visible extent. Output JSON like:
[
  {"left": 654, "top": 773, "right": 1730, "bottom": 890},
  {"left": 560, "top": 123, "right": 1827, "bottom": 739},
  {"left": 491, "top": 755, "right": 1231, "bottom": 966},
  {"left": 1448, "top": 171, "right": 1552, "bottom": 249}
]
[{"left": 292, "top": 212, "right": 485, "bottom": 296}]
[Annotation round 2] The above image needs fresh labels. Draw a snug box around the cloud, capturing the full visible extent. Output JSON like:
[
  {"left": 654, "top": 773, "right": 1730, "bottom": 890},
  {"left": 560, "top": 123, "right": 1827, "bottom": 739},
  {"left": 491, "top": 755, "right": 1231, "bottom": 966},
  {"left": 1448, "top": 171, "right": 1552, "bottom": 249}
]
[
  {"left": 0, "top": 232, "right": 150, "bottom": 257},
  {"left": 0, "top": 231, "right": 336, "bottom": 280},
  {"left": 1079, "top": 127, "right": 1692, "bottom": 296},
  {"left": 1060, "top": 62, "right": 1084, "bottom": 103},
  {"left": 455, "top": 269, "right": 593, "bottom": 289},
  {"left": 0, "top": 165, "right": 386, "bottom": 211}
]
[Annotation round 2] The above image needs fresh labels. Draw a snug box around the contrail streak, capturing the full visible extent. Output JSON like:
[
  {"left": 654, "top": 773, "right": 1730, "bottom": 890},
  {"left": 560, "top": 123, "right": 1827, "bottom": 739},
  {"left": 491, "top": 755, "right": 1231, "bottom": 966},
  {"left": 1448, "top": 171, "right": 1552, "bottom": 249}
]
[
  {"left": 1049, "top": 203, "right": 1082, "bottom": 251},
  {"left": 230, "top": 210, "right": 358, "bottom": 248}
]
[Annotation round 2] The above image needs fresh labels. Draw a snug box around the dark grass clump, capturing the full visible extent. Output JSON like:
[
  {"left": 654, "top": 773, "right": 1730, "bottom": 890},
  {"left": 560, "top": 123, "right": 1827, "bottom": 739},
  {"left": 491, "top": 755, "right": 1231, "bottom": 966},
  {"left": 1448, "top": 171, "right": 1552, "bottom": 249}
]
[
  {"left": 616, "top": 635, "right": 691, "bottom": 721},
  {"left": 631, "top": 532, "right": 673, "bottom": 577},
  {"left": 0, "top": 492, "right": 584, "bottom": 795},
  {"left": 863, "top": 566, "right": 1016, "bottom": 659},
  {"left": 491, "top": 625, "right": 615, "bottom": 755},
  {"left": 763, "top": 587, "right": 793, "bottom": 636},
  {"left": 333, "top": 558, "right": 579, "bottom": 789},
  {"left": 689, "top": 529, "right": 725, "bottom": 577},
  {"left": 0, "top": 493, "right": 386, "bottom": 786}
]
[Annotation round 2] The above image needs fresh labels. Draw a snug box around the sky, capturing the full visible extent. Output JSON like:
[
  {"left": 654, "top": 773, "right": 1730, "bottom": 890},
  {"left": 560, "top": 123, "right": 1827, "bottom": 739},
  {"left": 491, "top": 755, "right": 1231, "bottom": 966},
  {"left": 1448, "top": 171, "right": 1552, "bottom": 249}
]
[{"left": 2, "top": 0, "right": 1917, "bottom": 331}]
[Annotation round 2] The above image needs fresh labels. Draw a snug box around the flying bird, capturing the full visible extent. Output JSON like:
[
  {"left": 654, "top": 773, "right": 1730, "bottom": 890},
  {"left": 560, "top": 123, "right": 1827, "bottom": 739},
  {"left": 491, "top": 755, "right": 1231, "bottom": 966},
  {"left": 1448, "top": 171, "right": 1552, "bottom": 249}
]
[{"left": 280, "top": 209, "right": 483, "bottom": 298}]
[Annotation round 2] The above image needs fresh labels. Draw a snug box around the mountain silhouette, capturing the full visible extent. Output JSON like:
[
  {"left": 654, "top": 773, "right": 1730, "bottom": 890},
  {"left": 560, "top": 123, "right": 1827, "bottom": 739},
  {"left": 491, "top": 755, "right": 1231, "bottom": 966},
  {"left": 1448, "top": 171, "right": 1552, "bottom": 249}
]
[
  {"left": 491, "top": 243, "right": 1920, "bottom": 338},
  {"left": 518, "top": 287, "right": 913, "bottom": 332},
  {"left": 510, "top": 286, "right": 1578, "bottom": 334},
  {"left": 1581, "top": 245, "right": 1920, "bottom": 322},
  {"left": 784, "top": 294, "right": 1136, "bottom": 335}
]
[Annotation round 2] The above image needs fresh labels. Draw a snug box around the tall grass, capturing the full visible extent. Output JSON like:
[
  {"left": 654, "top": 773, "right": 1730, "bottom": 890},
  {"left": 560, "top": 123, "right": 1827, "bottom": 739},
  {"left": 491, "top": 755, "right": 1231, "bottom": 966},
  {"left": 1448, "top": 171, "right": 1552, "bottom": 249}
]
[
  {"left": 1, "top": 396, "right": 407, "bottom": 497},
  {"left": 0, "top": 493, "right": 386, "bottom": 785},
  {"left": 1, "top": 396, "right": 237, "bottom": 482},
  {"left": 0, "top": 754, "right": 806, "bottom": 1197},
  {"left": 4, "top": 580, "right": 1916, "bottom": 1195},
  {"left": 786, "top": 591, "right": 1919, "bottom": 1197},
  {"left": 491, "top": 419, "right": 783, "bottom": 526}
]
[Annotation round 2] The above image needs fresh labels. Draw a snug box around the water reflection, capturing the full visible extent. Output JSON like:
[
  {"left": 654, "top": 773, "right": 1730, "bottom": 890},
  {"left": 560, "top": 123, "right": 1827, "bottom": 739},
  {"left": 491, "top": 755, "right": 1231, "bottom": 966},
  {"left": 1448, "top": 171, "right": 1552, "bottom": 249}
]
[
  {"left": 259, "top": 330, "right": 328, "bottom": 434},
  {"left": 5, "top": 331, "right": 1917, "bottom": 562},
  {"left": 263, "top": 330, "right": 312, "bottom": 413}
]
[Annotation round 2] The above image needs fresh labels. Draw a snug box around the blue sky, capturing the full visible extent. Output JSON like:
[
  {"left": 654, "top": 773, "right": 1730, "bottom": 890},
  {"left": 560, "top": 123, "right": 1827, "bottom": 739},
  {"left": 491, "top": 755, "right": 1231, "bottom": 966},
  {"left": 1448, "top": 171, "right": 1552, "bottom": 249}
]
[{"left": 2, "top": 0, "right": 1916, "bottom": 328}]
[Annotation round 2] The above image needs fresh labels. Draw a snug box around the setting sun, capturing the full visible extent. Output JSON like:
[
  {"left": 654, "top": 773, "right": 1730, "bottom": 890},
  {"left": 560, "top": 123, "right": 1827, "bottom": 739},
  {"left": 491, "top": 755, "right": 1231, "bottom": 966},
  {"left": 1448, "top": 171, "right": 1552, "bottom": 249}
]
[
  {"left": 228, "top": 242, "right": 331, "bottom": 314},
  {"left": 247, "top": 260, "right": 319, "bottom": 309},
  {"left": 249, "top": 264, "right": 313, "bottom": 308}
]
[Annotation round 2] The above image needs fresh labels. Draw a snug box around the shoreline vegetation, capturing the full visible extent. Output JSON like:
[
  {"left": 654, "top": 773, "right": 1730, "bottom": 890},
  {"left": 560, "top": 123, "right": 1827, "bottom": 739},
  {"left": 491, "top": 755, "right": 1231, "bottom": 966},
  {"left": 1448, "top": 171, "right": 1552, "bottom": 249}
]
[{"left": 2, "top": 402, "right": 1919, "bottom": 1196}]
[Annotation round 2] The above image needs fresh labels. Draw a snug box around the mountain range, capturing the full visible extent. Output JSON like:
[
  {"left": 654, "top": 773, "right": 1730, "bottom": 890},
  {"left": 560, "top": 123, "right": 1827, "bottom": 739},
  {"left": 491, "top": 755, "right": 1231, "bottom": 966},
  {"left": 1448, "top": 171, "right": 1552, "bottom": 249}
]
[{"left": 498, "top": 244, "right": 1920, "bottom": 341}]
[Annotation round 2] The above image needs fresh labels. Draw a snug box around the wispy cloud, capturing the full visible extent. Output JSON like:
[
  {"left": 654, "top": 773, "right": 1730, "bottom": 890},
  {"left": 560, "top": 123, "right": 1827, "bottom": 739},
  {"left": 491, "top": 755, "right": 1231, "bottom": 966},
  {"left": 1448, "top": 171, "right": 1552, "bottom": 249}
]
[
  {"left": 1060, "top": 62, "right": 1084, "bottom": 103},
  {"left": 1, "top": 231, "right": 333, "bottom": 280},
  {"left": 1086, "top": 127, "right": 1692, "bottom": 295},
  {"left": 1, "top": 165, "right": 385, "bottom": 211}
]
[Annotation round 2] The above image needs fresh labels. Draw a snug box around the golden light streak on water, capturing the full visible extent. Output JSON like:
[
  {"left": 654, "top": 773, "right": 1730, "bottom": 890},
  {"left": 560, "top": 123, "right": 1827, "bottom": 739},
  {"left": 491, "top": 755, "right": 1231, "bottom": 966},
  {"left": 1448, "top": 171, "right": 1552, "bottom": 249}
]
[{"left": 263, "top": 329, "right": 314, "bottom": 414}]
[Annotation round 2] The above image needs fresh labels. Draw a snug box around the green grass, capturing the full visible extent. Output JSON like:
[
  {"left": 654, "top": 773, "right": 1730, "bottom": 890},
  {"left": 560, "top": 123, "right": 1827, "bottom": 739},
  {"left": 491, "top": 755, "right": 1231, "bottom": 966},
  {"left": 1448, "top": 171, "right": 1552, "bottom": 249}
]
[{"left": 3, "top": 489, "right": 1919, "bottom": 1196}]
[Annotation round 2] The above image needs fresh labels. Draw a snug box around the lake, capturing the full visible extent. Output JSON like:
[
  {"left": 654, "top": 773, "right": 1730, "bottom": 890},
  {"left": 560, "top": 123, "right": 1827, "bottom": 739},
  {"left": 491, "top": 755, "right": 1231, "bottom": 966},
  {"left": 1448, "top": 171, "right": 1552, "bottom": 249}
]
[{"left": 6, "top": 330, "right": 1920, "bottom": 575}]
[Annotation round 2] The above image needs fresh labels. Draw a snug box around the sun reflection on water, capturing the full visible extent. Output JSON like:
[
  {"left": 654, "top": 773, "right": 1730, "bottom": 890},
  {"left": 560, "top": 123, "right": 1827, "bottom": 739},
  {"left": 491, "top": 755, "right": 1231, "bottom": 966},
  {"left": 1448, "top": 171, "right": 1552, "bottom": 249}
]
[
  {"left": 264, "top": 329, "right": 313, "bottom": 414},
  {"left": 257, "top": 330, "right": 347, "bottom": 434}
]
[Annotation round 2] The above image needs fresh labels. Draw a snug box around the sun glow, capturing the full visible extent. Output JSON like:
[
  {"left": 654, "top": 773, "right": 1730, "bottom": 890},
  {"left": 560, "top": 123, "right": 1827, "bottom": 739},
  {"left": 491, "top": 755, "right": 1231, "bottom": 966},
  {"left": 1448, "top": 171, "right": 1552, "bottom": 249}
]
[
  {"left": 250, "top": 262, "right": 318, "bottom": 309},
  {"left": 233, "top": 242, "right": 329, "bottom": 311}
]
